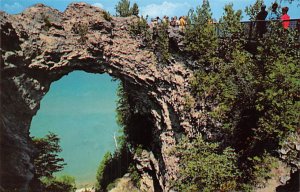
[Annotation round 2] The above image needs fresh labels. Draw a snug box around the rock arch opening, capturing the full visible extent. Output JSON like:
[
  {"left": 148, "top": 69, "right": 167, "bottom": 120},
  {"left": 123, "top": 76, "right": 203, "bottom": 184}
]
[
  {"left": 1, "top": 3, "right": 189, "bottom": 191},
  {"left": 29, "top": 71, "right": 120, "bottom": 187}
]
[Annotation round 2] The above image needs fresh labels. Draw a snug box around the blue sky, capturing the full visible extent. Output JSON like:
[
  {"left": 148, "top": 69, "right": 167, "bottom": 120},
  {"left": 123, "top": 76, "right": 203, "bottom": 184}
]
[{"left": 0, "top": 0, "right": 299, "bottom": 20}]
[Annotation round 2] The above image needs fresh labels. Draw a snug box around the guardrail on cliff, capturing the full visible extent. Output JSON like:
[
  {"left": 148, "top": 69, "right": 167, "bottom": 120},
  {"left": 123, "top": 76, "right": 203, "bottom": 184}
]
[
  {"left": 239, "top": 19, "right": 300, "bottom": 40},
  {"left": 170, "top": 19, "right": 300, "bottom": 40}
]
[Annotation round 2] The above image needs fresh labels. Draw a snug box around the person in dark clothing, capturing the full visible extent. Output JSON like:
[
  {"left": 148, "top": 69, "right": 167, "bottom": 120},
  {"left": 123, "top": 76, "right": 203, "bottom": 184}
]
[
  {"left": 267, "top": 2, "right": 280, "bottom": 20},
  {"left": 256, "top": 4, "right": 268, "bottom": 38}
]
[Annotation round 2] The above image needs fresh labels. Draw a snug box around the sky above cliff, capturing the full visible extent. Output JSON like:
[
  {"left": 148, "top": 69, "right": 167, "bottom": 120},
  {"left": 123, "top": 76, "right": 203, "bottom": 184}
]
[{"left": 1, "top": 0, "right": 299, "bottom": 20}]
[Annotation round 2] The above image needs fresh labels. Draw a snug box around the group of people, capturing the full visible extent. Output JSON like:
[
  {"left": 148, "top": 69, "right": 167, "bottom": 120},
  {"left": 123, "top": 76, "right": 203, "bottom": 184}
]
[
  {"left": 256, "top": 3, "right": 291, "bottom": 37},
  {"left": 147, "top": 2, "right": 294, "bottom": 39},
  {"left": 149, "top": 16, "right": 187, "bottom": 32}
]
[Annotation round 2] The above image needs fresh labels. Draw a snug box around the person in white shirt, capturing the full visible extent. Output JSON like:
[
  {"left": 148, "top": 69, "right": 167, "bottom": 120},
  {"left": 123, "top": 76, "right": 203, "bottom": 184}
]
[{"left": 267, "top": 2, "right": 280, "bottom": 20}]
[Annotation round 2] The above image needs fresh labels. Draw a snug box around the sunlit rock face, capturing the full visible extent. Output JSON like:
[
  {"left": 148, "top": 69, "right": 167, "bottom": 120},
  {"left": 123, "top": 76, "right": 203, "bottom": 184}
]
[{"left": 1, "top": 3, "right": 196, "bottom": 191}]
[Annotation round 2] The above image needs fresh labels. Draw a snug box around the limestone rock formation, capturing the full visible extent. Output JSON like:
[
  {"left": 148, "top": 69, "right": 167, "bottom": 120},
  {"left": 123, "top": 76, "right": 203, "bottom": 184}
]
[
  {"left": 1, "top": 3, "right": 196, "bottom": 191},
  {"left": 1, "top": 3, "right": 299, "bottom": 192}
]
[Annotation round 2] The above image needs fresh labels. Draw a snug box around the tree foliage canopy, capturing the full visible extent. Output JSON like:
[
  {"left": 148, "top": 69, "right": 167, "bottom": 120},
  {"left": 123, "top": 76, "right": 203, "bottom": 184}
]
[
  {"left": 41, "top": 175, "right": 76, "bottom": 192},
  {"left": 31, "top": 133, "right": 76, "bottom": 192},
  {"left": 185, "top": 1, "right": 218, "bottom": 65},
  {"left": 32, "top": 132, "right": 66, "bottom": 179},
  {"left": 131, "top": 3, "right": 139, "bottom": 16},
  {"left": 115, "top": 0, "right": 139, "bottom": 17},
  {"left": 181, "top": 0, "right": 299, "bottom": 190},
  {"left": 172, "top": 135, "right": 240, "bottom": 192}
]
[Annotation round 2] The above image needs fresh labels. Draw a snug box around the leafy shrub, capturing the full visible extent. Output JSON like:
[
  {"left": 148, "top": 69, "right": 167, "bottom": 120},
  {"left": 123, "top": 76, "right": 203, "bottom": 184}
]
[
  {"left": 40, "top": 175, "right": 76, "bottom": 192},
  {"left": 95, "top": 145, "right": 132, "bottom": 192},
  {"left": 41, "top": 14, "right": 52, "bottom": 31},
  {"left": 103, "top": 11, "right": 112, "bottom": 22},
  {"left": 128, "top": 164, "right": 141, "bottom": 187},
  {"left": 218, "top": 4, "right": 244, "bottom": 61},
  {"left": 129, "top": 16, "right": 153, "bottom": 49},
  {"left": 183, "top": 94, "right": 195, "bottom": 111},
  {"left": 156, "top": 22, "right": 170, "bottom": 65},
  {"left": 129, "top": 16, "right": 148, "bottom": 36},
  {"left": 96, "top": 152, "right": 112, "bottom": 191},
  {"left": 248, "top": 153, "right": 279, "bottom": 188},
  {"left": 245, "top": 0, "right": 264, "bottom": 21},
  {"left": 171, "top": 135, "right": 240, "bottom": 192},
  {"left": 72, "top": 22, "right": 89, "bottom": 43}
]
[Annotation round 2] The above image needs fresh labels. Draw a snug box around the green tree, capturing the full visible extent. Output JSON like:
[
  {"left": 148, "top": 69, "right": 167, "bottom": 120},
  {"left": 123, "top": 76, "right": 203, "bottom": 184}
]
[
  {"left": 190, "top": 1, "right": 299, "bottom": 189},
  {"left": 95, "top": 146, "right": 133, "bottom": 191},
  {"left": 254, "top": 25, "right": 300, "bottom": 143},
  {"left": 245, "top": 0, "right": 264, "bottom": 20},
  {"left": 156, "top": 22, "right": 170, "bottom": 65},
  {"left": 116, "top": 83, "right": 131, "bottom": 130},
  {"left": 115, "top": 0, "right": 132, "bottom": 17},
  {"left": 191, "top": 3, "right": 256, "bottom": 135},
  {"left": 218, "top": 4, "right": 244, "bottom": 61},
  {"left": 131, "top": 3, "right": 139, "bottom": 16},
  {"left": 96, "top": 152, "right": 112, "bottom": 191},
  {"left": 172, "top": 135, "right": 240, "bottom": 192},
  {"left": 41, "top": 175, "right": 76, "bottom": 192},
  {"left": 32, "top": 132, "right": 66, "bottom": 178},
  {"left": 185, "top": 0, "right": 218, "bottom": 68},
  {"left": 30, "top": 133, "right": 77, "bottom": 192},
  {"left": 95, "top": 83, "right": 134, "bottom": 191}
]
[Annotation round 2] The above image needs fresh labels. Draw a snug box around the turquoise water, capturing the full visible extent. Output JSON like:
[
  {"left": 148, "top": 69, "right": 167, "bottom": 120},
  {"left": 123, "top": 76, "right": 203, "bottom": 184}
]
[{"left": 30, "top": 71, "right": 120, "bottom": 187}]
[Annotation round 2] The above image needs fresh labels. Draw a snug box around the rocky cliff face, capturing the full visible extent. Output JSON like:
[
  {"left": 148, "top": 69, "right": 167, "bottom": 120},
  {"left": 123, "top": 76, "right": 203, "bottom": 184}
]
[{"left": 0, "top": 3, "right": 200, "bottom": 191}]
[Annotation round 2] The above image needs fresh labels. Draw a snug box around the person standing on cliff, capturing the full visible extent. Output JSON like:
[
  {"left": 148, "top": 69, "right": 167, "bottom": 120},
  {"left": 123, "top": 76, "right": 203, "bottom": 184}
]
[
  {"left": 267, "top": 2, "right": 280, "bottom": 20},
  {"left": 256, "top": 4, "right": 268, "bottom": 38},
  {"left": 179, "top": 16, "right": 186, "bottom": 33},
  {"left": 281, "top": 7, "right": 290, "bottom": 30}
]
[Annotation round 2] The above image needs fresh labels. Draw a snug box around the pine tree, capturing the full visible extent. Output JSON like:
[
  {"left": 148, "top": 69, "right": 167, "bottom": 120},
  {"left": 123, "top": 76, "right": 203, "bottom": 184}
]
[
  {"left": 218, "top": 4, "right": 244, "bottom": 61},
  {"left": 32, "top": 132, "right": 66, "bottom": 178},
  {"left": 131, "top": 3, "right": 139, "bottom": 16},
  {"left": 115, "top": 0, "right": 132, "bottom": 17},
  {"left": 185, "top": 0, "right": 218, "bottom": 68},
  {"left": 156, "top": 22, "right": 170, "bottom": 65}
]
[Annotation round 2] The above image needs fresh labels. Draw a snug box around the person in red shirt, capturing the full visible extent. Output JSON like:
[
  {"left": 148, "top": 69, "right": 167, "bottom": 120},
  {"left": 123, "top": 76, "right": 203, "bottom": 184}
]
[{"left": 281, "top": 7, "right": 290, "bottom": 29}]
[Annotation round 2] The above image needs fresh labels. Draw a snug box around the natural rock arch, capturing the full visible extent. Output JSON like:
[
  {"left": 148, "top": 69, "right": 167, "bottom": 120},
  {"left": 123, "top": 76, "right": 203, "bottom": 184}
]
[{"left": 1, "top": 3, "right": 195, "bottom": 191}]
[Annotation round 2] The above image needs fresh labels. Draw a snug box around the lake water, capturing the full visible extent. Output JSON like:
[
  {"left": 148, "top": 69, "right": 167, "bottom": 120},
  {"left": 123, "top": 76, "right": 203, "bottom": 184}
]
[{"left": 30, "top": 71, "right": 120, "bottom": 187}]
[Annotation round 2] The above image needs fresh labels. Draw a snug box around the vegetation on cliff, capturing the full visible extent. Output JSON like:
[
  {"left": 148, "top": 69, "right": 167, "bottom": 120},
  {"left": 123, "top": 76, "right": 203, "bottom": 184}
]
[
  {"left": 106, "top": 0, "right": 299, "bottom": 191},
  {"left": 173, "top": 0, "right": 299, "bottom": 191},
  {"left": 171, "top": 135, "right": 240, "bottom": 191},
  {"left": 115, "top": 0, "right": 139, "bottom": 17},
  {"left": 95, "top": 83, "right": 142, "bottom": 191},
  {"left": 30, "top": 133, "right": 76, "bottom": 192}
]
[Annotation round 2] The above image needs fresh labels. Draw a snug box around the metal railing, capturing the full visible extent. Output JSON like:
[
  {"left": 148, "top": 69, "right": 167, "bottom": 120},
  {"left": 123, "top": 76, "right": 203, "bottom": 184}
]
[
  {"left": 240, "top": 19, "right": 300, "bottom": 40},
  {"left": 186, "top": 19, "right": 300, "bottom": 40}
]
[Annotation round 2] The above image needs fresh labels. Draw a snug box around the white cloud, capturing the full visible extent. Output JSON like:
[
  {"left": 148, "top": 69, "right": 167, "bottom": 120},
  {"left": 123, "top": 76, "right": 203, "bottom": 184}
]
[
  {"left": 3, "top": 2, "right": 24, "bottom": 14},
  {"left": 140, "top": 1, "right": 191, "bottom": 18},
  {"left": 92, "top": 3, "right": 104, "bottom": 9}
]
